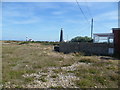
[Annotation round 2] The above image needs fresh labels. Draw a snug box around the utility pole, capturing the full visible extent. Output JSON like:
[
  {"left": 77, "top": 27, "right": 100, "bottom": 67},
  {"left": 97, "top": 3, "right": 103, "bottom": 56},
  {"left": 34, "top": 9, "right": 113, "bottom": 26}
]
[
  {"left": 26, "top": 37, "right": 28, "bottom": 41},
  {"left": 118, "top": 1, "right": 120, "bottom": 28},
  {"left": 91, "top": 18, "right": 93, "bottom": 39}
]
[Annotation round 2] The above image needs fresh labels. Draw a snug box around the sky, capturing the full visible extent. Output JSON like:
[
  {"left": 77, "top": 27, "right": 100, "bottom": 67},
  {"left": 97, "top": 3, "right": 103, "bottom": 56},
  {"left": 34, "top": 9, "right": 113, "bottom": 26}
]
[{"left": 2, "top": 1, "right": 118, "bottom": 41}]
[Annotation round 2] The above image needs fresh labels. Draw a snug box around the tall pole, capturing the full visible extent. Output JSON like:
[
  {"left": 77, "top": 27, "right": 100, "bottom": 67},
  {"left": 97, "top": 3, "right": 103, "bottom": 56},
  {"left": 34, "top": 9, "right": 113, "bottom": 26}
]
[
  {"left": 26, "top": 37, "right": 28, "bottom": 41},
  {"left": 91, "top": 18, "right": 93, "bottom": 39},
  {"left": 118, "top": 1, "right": 120, "bottom": 28}
]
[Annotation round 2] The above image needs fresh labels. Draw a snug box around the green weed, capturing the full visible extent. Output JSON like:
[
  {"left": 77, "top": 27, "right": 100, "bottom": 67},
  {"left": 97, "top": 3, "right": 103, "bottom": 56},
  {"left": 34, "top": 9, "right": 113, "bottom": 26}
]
[
  {"left": 75, "top": 79, "right": 95, "bottom": 88},
  {"left": 40, "top": 77, "right": 47, "bottom": 82},
  {"left": 24, "top": 77, "right": 34, "bottom": 83},
  {"left": 50, "top": 75, "right": 58, "bottom": 78}
]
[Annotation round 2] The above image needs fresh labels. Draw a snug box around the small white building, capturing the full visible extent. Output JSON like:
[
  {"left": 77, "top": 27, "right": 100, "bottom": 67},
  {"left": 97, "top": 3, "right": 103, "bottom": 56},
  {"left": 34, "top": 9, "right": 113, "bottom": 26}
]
[{"left": 93, "top": 33, "right": 114, "bottom": 43}]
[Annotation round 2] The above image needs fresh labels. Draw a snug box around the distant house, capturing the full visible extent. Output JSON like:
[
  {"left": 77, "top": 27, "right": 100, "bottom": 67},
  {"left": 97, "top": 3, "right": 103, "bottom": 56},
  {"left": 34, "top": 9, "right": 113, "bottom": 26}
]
[
  {"left": 93, "top": 28, "right": 120, "bottom": 55},
  {"left": 93, "top": 33, "right": 114, "bottom": 43}
]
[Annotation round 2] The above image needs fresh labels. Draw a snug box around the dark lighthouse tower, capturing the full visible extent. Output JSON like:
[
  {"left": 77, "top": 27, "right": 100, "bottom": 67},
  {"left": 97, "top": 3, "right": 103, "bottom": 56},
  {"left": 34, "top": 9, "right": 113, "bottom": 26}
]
[{"left": 60, "top": 28, "right": 64, "bottom": 42}]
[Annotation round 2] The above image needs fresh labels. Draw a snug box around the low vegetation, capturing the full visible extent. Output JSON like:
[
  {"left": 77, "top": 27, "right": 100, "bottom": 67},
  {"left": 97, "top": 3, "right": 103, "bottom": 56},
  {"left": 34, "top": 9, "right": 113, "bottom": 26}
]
[
  {"left": 2, "top": 41, "right": 119, "bottom": 88},
  {"left": 18, "top": 41, "right": 59, "bottom": 45},
  {"left": 71, "top": 36, "right": 92, "bottom": 42}
]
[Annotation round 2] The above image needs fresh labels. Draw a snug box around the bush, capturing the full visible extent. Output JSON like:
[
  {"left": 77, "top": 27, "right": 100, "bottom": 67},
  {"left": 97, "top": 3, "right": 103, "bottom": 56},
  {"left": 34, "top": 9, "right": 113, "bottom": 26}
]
[
  {"left": 18, "top": 41, "right": 30, "bottom": 45},
  {"left": 71, "top": 36, "right": 93, "bottom": 42}
]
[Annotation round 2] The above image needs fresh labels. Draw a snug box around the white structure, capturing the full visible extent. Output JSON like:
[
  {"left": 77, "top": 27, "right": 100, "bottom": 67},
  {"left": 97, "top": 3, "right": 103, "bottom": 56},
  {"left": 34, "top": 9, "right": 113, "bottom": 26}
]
[
  {"left": 93, "top": 33, "right": 114, "bottom": 43},
  {"left": 28, "top": 39, "right": 33, "bottom": 41}
]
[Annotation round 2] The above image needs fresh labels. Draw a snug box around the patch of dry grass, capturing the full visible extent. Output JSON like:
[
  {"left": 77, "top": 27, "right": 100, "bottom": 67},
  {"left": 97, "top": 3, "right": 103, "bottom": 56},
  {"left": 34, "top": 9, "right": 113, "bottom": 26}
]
[
  {"left": 2, "top": 41, "right": 119, "bottom": 88},
  {"left": 74, "top": 58, "right": 119, "bottom": 88},
  {"left": 2, "top": 41, "right": 77, "bottom": 87}
]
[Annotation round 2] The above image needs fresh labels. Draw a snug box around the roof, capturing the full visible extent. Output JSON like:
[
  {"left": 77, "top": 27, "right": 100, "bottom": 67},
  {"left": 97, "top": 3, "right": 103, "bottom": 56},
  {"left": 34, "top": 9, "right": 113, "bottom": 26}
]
[
  {"left": 112, "top": 28, "right": 120, "bottom": 30},
  {"left": 93, "top": 33, "right": 114, "bottom": 37}
]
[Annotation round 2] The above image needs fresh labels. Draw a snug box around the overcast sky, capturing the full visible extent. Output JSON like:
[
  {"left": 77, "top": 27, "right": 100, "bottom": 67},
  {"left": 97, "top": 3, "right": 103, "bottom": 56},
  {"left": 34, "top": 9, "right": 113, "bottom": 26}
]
[{"left": 2, "top": 2, "right": 118, "bottom": 41}]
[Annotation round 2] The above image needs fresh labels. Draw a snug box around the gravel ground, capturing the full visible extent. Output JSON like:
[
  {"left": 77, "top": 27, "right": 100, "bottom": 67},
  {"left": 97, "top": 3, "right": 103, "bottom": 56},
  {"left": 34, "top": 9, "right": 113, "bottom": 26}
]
[{"left": 22, "top": 62, "right": 90, "bottom": 88}]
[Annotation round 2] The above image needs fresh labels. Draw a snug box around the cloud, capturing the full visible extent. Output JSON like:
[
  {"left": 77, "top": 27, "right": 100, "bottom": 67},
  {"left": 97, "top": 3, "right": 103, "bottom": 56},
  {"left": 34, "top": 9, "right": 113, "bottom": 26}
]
[
  {"left": 52, "top": 11, "right": 66, "bottom": 15},
  {"left": 65, "top": 19, "right": 87, "bottom": 25},
  {"left": 2, "top": 0, "right": 119, "bottom": 2},
  {"left": 93, "top": 10, "right": 118, "bottom": 31},
  {"left": 2, "top": 2, "right": 43, "bottom": 25},
  {"left": 3, "top": 16, "right": 40, "bottom": 25},
  {"left": 10, "top": 17, "right": 41, "bottom": 24},
  {"left": 94, "top": 10, "right": 118, "bottom": 21}
]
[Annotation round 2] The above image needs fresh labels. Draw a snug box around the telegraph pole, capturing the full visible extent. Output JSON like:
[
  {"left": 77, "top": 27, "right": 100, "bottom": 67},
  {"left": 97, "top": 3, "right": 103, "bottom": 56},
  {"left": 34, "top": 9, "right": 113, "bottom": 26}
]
[
  {"left": 118, "top": 1, "right": 120, "bottom": 28},
  {"left": 26, "top": 37, "right": 28, "bottom": 41},
  {"left": 91, "top": 18, "right": 93, "bottom": 39}
]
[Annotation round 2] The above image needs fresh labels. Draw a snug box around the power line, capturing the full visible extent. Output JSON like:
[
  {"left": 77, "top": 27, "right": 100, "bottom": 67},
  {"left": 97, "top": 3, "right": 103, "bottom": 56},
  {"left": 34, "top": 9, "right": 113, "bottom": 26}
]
[
  {"left": 74, "top": 22, "right": 91, "bottom": 35},
  {"left": 94, "top": 21, "right": 111, "bottom": 30},
  {"left": 77, "top": 24, "right": 91, "bottom": 36},
  {"left": 83, "top": 0, "right": 93, "bottom": 38},
  {"left": 75, "top": 0, "right": 94, "bottom": 38},
  {"left": 84, "top": 0, "right": 93, "bottom": 18},
  {"left": 75, "top": 0, "right": 89, "bottom": 23}
]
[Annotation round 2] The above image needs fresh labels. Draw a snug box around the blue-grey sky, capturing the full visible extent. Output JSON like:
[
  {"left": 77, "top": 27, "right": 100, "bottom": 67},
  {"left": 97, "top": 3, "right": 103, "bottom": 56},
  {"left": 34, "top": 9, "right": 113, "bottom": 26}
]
[{"left": 2, "top": 2, "right": 118, "bottom": 41}]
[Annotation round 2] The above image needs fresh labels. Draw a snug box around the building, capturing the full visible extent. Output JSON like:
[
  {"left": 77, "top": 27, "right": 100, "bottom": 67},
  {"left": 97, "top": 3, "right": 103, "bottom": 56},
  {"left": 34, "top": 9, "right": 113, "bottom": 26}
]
[
  {"left": 54, "top": 28, "right": 120, "bottom": 56},
  {"left": 93, "top": 28, "right": 120, "bottom": 55},
  {"left": 112, "top": 28, "right": 120, "bottom": 56},
  {"left": 93, "top": 33, "right": 114, "bottom": 43}
]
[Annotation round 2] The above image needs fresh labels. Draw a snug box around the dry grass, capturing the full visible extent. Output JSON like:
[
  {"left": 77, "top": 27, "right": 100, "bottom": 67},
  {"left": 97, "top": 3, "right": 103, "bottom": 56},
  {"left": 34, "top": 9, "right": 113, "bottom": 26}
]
[{"left": 2, "top": 41, "right": 119, "bottom": 88}]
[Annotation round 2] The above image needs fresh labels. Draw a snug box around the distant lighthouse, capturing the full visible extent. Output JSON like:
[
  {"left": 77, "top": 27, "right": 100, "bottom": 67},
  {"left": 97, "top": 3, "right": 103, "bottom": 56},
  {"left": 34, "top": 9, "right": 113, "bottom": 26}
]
[{"left": 60, "top": 28, "right": 64, "bottom": 42}]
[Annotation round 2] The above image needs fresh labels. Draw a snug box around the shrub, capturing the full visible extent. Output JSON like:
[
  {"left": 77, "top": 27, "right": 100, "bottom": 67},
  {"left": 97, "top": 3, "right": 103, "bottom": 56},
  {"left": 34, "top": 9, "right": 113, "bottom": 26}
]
[
  {"left": 18, "top": 41, "right": 30, "bottom": 45},
  {"left": 71, "top": 36, "right": 93, "bottom": 42},
  {"left": 75, "top": 79, "right": 95, "bottom": 88}
]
